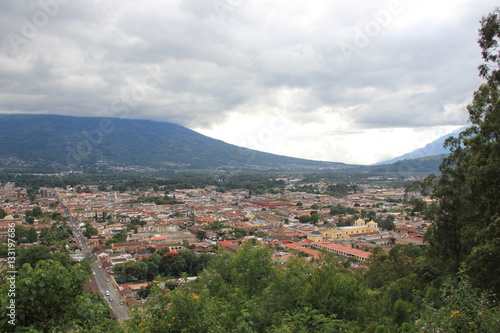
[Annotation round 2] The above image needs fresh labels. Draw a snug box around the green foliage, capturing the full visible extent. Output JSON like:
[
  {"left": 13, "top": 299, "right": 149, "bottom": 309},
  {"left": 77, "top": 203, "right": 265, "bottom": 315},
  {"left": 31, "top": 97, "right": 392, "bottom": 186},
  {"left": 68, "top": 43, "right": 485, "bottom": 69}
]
[
  {"left": 126, "top": 287, "right": 252, "bottom": 333},
  {"left": 325, "top": 183, "right": 358, "bottom": 196},
  {"left": 205, "top": 220, "right": 225, "bottom": 231},
  {"left": 196, "top": 229, "right": 207, "bottom": 241},
  {"left": 376, "top": 214, "right": 396, "bottom": 231},
  {"left": 114, "top": 261, "right": 149, "bottom": 283},
  {"left": 113, "top": 229, "right": 128, "bottom": 243},
  {"left": 38, "top": 221, "right": 73, "bottom": 245},
  {"left": 16, "top": 244, "right": 52, "bottom": 269},
  {"left": 126, "top": 244, "right": 399, "bottom": 332},
  {"left": 26, "top": 227, "right": 38, "bottom": 243},
  {"left": 220, "top": 173, "right": 286, "bottom": 194},
  {"left": 113, "top": 248, "right": 208, "bottom": 284},
  {"left": 310, "top": 211, "right": 322, "bottom": 224},
  {"left": 0, "top": 260, "right": 111, "bottom": 332},
  {"left": 300, "top": 257, "right": 377, "bottom": 323},
  {"left": 13, "top": 224, "right": 29, "bottom": 244},
  {"left": 48, "top": 201, "right": 59, "bottom": 209},
  {"left": 298, "top": 215, "right": 312, "bottom": 223},
  {"left": 270, "top": 307, "right": 361, "bottom": 333},
  {"left": 418, "top": 270, "right": 500, "bottom": 332},
  {"left": 420, "top": 8, "right": 500, "bottom": 294},
  {"left": 297, "top": 210, "right": 322, "bottom": 225},
  {"left": 329, "top": 204, "right": 357, "bottom": 215},
  {"left": 157, "top": 250, "right": 211, "bottom": 279},
  {"left": 83, "top": 224, "right": 98, "bottom": 238},
  {"left": 365, "top": 244, "right": 425, "bottom": 290},
  {"left": 132, "top": 194, "right": 181, "bottom": 205}
]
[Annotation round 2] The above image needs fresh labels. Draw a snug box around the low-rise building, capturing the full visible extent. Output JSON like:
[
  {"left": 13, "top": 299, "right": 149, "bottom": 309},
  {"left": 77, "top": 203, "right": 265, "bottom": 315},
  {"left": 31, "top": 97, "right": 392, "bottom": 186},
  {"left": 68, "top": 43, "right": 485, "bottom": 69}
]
[{"left": 307, "top": 218, "right": 379, "bottom": 242}]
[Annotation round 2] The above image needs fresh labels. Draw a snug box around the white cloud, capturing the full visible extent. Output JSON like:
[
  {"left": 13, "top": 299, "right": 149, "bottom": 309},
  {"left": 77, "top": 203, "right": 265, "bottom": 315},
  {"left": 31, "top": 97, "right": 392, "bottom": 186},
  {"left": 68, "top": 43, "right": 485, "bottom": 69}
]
[{"left": 0, "top": 0, "right": 497, "bottom": 164}]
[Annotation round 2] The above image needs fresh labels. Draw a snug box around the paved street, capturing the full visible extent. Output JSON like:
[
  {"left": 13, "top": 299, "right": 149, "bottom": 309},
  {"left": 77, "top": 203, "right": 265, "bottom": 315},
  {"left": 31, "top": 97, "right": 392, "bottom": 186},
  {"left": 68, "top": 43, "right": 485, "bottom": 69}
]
[
  {"left": 91, "top": 259, "right": 130, "bottom": 321},
  {"left": 60, "top": 199, "right": 130, "bottom": 321}
]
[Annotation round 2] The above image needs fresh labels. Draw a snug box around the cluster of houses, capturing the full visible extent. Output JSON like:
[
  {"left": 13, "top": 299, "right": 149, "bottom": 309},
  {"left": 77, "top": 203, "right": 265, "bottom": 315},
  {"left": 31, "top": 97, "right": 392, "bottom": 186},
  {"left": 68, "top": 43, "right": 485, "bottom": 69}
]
[{"left": 0, "top": 179, "right": 430, "bottom": 307}]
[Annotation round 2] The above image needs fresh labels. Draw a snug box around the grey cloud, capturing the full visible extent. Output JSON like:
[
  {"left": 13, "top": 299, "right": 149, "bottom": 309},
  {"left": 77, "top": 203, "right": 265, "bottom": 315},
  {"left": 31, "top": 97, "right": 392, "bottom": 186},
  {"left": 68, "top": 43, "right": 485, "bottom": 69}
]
[{"left": 0, "top": 0, "right": 497, "bottom": 136}]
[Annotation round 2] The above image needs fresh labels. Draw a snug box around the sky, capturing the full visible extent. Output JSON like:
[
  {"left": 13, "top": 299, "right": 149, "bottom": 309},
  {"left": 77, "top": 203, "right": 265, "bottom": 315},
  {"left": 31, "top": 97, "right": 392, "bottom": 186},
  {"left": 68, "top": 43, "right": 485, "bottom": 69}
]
[{"left": 0, "top": 0, "right": 497, "bottom": 165}]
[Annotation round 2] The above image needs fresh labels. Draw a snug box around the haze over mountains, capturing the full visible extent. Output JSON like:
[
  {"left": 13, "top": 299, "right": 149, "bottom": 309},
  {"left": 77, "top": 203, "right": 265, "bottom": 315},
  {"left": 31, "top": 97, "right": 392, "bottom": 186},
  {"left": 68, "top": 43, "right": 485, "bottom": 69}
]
[
  {"left": 0, "top": 114, "right": 348, "bottom": 172},
  {"left": 0, "top": 114, "right": 453, "bottom": 174},
  {"left": 377, "top": 127, "right": 465, "bottom": 165}
]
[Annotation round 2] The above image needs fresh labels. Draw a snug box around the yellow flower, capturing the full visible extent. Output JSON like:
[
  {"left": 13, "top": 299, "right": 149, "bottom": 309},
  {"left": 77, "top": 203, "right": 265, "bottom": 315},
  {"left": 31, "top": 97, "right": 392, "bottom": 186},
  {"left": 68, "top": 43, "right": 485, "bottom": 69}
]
[
  {"left": 450, "top": 310, "right": 462, "bottom": 318},
  {"left": 193, "top": 295, "right": 200, "bottom": 299},
  {"left": 172, "top": 317, "right": 176, "bottom": 320},
  {"left": 478, "top": 312, "right": 483, "bottom": 316}
]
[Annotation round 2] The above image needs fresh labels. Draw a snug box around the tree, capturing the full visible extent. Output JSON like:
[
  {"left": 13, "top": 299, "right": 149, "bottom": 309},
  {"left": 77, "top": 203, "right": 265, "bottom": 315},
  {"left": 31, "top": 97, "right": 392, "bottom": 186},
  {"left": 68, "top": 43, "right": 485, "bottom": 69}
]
[
  {"left": 114, "top": 261, "right": 149, "bottom": 283},
  {"left": 114, "top": 229, "right": 128, "bottom": 242},
  {"left": 196, "top": 229, "right": 207, "bottom": 241},
  {"left": 158, "top": 250, "right": 210, "bottom": 278},
  {"left": 16, "top": 244, "right": 55, "bottom": 269},
  {"left": 13, "top": 224, "right": 29, "bottom": 244},
  {"left": 32, "top": 206, "right": 43, "bottom": 218},
  {"left": 298, "top": 215, "right": 312, "bottom": 223},
  {"left": 310, "top": 211, "right": 322, "bottom": 225},
  {"left": 84, "top": 225, "right": 98, "bottom": 238},
  {"left": 423, "top": 8, "right": 500, "bottom": 294},
  {"left": 0, "top": 208, "right": 6, "bottom": 219},
  {"left": 0, "top": 260, "right": 112, "bottom": 332},
  {"left": 377, "top": 215, "right": 396, "bottom": 231},
  {"left": 27, "top": 227, "right": 38, "bottom": 243},
  {"left": 205, "top": 220, "right": 224, "bottom": 231},
  {"left": 418, "top": 270, "right": 500, "bottom": 332}
]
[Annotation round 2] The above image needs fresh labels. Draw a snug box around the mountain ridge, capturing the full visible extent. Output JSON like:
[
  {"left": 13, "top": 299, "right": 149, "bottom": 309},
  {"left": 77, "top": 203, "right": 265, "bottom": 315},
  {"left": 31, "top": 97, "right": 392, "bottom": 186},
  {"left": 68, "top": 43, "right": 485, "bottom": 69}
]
[
  {"left": 0, "top": 114, "right": 349, "bottom": 172},
  {"left": 376, "top": 127, "right": 466, "bottom": 165}
]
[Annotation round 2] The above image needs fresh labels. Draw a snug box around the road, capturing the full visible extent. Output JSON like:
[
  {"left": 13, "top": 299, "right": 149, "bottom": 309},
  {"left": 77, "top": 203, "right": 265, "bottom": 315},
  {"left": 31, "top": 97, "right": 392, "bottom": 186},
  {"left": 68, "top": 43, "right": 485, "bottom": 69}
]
[
  {"left": 91, "top": 259, "right": 130, "bottom": 321},
  {"left": 0, "top": 182, "right": 15, "bottom": 202},
  {"left": 58, "top": 198, "right": 130, "bottom": 321}
]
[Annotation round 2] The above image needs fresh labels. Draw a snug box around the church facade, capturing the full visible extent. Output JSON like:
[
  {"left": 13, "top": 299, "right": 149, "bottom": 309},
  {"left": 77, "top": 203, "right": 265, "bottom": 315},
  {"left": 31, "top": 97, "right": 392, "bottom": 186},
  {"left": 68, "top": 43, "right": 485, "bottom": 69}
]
[{"left": 307, "top": 218, "right": 379, "bottom": 242}]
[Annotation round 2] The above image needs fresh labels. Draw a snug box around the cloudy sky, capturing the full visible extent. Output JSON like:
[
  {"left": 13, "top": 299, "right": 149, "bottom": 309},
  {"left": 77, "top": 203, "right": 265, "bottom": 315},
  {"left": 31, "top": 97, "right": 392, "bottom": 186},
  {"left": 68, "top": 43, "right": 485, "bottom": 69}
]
[{"left": 0, "top": 0, "right": 497, "bottom": 164}]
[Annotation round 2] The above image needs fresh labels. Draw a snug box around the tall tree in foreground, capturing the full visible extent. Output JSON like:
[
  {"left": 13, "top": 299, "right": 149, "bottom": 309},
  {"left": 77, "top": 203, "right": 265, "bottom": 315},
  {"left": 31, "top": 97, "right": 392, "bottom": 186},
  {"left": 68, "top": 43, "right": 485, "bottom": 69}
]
[
  {"left": 424, "top": 7, "right": 500, "bottom": 294},
  {"left": 0, "top": 260, "right": 119, "bottom": 332}
]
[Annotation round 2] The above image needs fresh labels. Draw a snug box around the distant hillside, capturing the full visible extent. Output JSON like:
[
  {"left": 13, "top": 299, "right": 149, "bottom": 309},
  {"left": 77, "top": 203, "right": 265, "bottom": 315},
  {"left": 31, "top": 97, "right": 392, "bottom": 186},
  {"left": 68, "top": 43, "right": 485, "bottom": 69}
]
[
  {"left": 0, "top": 114, "right": 348, "bottom": 172},
  {"left": 377, "top": 127, "right": 466, "bottom": 165},
  {"left": 362, "top": 154, "right": 446, "bottom": 177}
]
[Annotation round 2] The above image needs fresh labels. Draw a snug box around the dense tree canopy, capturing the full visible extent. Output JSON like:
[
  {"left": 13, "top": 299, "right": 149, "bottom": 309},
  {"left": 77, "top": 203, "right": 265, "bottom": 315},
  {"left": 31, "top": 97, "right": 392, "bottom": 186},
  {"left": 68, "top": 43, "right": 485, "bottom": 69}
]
[
  {"left": 421, "top": 7, "right": 500, "bottom": 294},
  {"left": 0, "top": 260, "right": 116, "bottom": 332}
]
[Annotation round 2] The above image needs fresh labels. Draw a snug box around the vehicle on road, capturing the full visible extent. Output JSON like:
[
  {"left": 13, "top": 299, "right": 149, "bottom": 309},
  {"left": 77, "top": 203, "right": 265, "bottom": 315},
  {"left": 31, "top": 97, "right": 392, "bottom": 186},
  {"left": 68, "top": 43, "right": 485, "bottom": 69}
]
[
  {"left": 109, "top": 297, "right": 114, "bottom": 302},
  {"left": 105, "top": 290, "right": 110, "bottom": 296}
]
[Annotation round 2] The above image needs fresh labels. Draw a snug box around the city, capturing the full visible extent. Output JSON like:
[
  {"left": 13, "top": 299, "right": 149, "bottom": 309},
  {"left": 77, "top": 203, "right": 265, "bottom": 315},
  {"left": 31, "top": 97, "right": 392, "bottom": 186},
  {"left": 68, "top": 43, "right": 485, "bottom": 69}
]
[{"left": 0, "top": 175, "right": 429, "bottom": 321}]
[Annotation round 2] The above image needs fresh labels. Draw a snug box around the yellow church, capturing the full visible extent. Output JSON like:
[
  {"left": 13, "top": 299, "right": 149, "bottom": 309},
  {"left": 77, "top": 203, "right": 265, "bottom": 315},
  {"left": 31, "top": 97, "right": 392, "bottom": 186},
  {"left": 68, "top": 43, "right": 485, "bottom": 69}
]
[{"left": 308, "top": 218, "right": 379, "bottom": 242}]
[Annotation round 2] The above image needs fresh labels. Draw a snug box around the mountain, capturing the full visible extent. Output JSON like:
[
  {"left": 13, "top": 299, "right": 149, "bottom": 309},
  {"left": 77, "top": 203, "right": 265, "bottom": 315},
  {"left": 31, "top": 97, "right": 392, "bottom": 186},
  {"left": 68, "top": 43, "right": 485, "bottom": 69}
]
[
  {"left": 376, "top": 127, "right": 466, "bottom": 165},
  {"left": 359, "top": 154, "right": 447, "bottom": 177},
  {"left": 0, "top": 114, "right": 349, "bottom": 172}
]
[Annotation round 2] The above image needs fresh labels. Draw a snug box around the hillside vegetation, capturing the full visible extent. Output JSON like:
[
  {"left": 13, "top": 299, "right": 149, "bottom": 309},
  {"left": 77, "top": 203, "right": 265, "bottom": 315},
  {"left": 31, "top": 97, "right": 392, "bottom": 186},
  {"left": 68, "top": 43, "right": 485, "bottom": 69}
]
[{"left": 0, "top": 114, "right": 346, "bottom": 171}]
